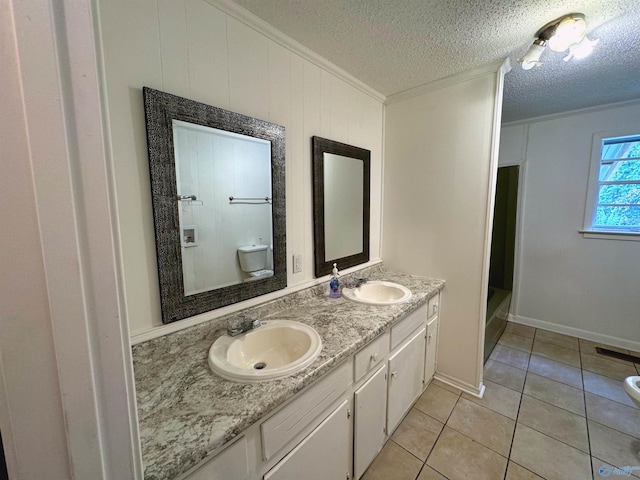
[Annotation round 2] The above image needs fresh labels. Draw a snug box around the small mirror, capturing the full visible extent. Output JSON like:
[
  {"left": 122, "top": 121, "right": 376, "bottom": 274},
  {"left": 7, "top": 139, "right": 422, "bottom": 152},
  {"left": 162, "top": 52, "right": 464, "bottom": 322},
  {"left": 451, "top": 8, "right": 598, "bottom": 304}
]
[
  {"left": 312, "top": 136, "right": 370, "bottom": 277},
  {"left": 144, "top": 87, "right": 286, "bottom": 324}
]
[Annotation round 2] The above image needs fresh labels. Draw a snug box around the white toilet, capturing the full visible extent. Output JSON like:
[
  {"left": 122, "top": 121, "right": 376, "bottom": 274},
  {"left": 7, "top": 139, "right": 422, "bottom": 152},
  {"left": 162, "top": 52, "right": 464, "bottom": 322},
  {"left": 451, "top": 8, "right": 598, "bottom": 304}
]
[
  {"left": 624, "top": 376, "right": 640, "bottom": 408},
  {"left": 237, "top": 244, "right": 274, "bottom": 282}
]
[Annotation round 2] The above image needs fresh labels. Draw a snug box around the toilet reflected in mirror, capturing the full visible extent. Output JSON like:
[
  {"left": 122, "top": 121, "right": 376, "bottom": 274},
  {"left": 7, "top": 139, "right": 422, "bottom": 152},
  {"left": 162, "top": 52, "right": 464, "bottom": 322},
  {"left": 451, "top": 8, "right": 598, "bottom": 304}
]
[{"left": 238, "top": 244, "right": 274, "bottom": 282}]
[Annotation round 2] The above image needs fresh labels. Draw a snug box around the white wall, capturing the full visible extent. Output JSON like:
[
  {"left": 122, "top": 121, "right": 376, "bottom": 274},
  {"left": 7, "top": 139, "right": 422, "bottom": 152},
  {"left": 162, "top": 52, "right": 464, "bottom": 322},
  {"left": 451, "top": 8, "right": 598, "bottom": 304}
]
[
  {"left": 0, "top": 6, "right": 72, "bottom": 477},
  {"left": 501, "top": 102, "right": 640, "bottom": 349},
  {"left": 99, "top": 0, "right": 384, "bottom": 336},
  {"left": 383, "top": 68, "right": 505, "bottom": 392}
]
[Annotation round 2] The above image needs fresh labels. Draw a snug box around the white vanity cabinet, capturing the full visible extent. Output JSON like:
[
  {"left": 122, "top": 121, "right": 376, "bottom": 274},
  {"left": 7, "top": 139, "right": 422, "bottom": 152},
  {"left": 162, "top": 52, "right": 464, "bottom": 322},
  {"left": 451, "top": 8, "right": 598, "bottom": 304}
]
[
  {"left": 184, "top": 436, "right": 249, "bottom": 480},
  {"left": 264, "top": 400, "right": 350, "bottom": 480},
  {"left": 423, "top": 293, "right": 440, "bottom": 386},
  {"left": 179, "top": 295, "right": 443, "bottom": 480},
  {"left": 354, "top": 364, "right": 387, "bottom": 480},
  {"left": 387, "top": 326, "right": 426, "bottom": 433}
]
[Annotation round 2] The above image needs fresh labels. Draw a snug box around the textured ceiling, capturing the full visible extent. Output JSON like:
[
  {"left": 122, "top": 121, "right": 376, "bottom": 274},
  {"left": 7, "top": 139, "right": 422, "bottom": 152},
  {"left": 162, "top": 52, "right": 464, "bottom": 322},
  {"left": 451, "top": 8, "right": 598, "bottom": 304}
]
[{"left": 232, "top": 0, "right": 640, "bottom": 122}]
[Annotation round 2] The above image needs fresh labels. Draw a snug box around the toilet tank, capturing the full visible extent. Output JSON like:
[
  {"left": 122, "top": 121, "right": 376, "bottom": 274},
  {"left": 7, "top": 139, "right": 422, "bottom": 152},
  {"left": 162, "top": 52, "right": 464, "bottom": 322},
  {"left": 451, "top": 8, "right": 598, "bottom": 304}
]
[{"left": 238, "top": 244, "right": 268, "bottom": 272}]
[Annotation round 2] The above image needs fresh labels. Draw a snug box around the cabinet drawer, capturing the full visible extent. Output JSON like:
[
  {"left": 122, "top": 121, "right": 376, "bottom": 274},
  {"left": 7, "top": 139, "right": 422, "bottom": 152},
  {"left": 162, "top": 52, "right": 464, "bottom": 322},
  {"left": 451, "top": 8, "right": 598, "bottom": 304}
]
[
  {"left": 354, "top": 331, "right": 389, "bottom": 382},
  {"left": 391, "top": 305, "right": 427, "bottom": 350},
  {"left": 427, "top": 293, "right": 440, "bottom": 319},
  {"left": 261, "top": 359, "right": 350, "bottom": 461}
]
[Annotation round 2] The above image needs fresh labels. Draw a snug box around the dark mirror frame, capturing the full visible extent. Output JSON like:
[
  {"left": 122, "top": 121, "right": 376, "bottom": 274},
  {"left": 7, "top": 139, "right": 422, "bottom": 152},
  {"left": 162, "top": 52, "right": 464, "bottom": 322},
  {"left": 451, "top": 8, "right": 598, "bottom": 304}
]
[
  {"left": 143, "top": 87, "right": 286, "bottom": 324},
  {"left": 312, "top": 136, "right": 371, "bottom": 277}
]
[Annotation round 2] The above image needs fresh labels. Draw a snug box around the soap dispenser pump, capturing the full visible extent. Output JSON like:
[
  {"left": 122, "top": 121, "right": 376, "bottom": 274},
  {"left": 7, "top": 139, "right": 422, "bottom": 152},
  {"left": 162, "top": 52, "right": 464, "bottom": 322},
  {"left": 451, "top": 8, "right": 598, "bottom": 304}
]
[{"left": 329, "top": 263, "right": 341, "bottom": 299}]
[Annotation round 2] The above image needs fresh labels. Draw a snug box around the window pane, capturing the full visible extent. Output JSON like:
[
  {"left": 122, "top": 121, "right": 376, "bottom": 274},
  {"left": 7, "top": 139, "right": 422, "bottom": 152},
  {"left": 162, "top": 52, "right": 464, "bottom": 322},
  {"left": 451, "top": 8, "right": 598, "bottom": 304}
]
[
  {"left": 601, "top": 140, "right": 640, "bottom": 160},
  {"left": 598, "top": 184, "right": 640, "bottom": 205},
  {"left": 599, "top": 159, "right": 640, "bottom": 181},
  {"left": 594, "top": 206, "right": 640, "bottom": 227}
]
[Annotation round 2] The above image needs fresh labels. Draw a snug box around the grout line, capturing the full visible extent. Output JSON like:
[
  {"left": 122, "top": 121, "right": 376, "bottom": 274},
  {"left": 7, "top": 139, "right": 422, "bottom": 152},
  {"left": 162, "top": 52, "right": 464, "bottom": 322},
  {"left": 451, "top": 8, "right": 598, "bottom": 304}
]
[{"left": 578, "top": 347, "right": 596, "bottom": 480}]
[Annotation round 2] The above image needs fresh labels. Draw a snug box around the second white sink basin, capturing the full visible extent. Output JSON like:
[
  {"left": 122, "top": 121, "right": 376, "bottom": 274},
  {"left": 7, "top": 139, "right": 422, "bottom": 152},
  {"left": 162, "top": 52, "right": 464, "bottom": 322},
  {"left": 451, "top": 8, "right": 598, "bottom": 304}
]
[
  {"left": 343, "top": 281, "right": 412, "bottom": 305},
  {"left": 208, "top": 320, "right": 322, "bottom": 382}
]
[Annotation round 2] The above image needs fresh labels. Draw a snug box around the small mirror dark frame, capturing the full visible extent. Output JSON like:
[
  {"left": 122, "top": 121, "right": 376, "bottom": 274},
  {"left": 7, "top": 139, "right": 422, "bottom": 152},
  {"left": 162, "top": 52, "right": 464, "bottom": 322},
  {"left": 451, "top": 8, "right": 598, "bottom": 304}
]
[
  {"left": 312, "top": 136, "right": 371, "bottom": 277},
  {"left": 143, "top": 87, "right": 286, "bottom": 324}
]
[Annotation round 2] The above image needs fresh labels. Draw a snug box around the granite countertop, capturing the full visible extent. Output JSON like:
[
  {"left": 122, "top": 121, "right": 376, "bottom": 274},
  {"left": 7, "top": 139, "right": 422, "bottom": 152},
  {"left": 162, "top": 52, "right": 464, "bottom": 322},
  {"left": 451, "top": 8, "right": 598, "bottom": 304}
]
[{"left": 133, "top": 265, "right": 445, "bottom": 480}]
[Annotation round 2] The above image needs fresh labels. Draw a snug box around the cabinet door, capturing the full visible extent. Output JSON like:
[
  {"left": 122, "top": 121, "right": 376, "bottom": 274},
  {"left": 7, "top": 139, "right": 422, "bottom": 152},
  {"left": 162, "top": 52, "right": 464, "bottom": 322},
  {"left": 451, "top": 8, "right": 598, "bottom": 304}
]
[
  {"left": 264, "top": 400, "right": 349, "bottom": 480},
  {"left": 186, "top": 436, "right": 248, "bottom": 480},
  {"left": 354, "top": 364, "right": 387, "bottom": 480},
  {"left": 387, "top": 327, "right": 426, "bottom": 434},
  {"left": 424, "top": 317, "right": 439, "bottom": 385}
]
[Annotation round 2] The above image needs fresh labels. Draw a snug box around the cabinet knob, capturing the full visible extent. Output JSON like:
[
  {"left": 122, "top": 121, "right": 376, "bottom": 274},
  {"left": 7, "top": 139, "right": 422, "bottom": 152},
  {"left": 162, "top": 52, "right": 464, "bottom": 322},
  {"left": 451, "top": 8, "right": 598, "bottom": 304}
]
[
  {"left": 391, "top": 370, "right": 398, "bottom": 378},
  {"left": 433, "top": 304, "right": 438, "bottom": 314},
  {"left": 371, "top": 353, "right": 378, "bottom": 362}
]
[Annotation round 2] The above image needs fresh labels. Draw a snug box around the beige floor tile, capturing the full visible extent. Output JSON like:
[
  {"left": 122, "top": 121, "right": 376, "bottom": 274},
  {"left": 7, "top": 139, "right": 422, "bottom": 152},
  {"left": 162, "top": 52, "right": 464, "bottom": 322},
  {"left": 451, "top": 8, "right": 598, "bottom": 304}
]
[
  {"left": 581, "top": 352, "right": 638, "bottom": 381},
  {"left": 528, "top": 355, "right": 583, "bottom": 389},
  {"left": 361, "top": 440, "right": 422, "bottom": 480},
  {"left": 505, "top": 322, "right": 536, "bottom": 339},
  {"left": 499, "top": 333, "right": 534, "bottom": 353},
  {"left": 430, "top": 378, "right": 462, "bottom": 396},
  {"left": 391, "top": 408, "right": 443, "bottom": 461},
  {"left": 446, "top": 398, "right": 515, "bottom": 456},
  {"left": 517, "top": 395, "right": 589, "bottom": 453},
  {"left": 417, "top": 465, "right": 447, "bottom": 480},
  {"left": 585, "top": 392, "right": 640, "bottom": 439},
  {"left": 532, "top": 339, "right": 581, "bottom": 368},
  {"left": 589, "top": 421, "right": 640, "bottom": 478},
  {"left": 505, "top": 462, "right": 545, "bottom": 479},
  {"left": 510, "top": 424, "right": 592, "bottom": 480},
  {"left": 426, "top": 426, "right": 508, "bottom": 480},
  {"left": 463, "top": 380, "right": 521, "bottom": 420},
  {"left": 535, "top": 330, "right": 579, "bottom": 351},
  {"left": 484, "top": 359, "right": 527, "bottom": 392},
  {"left": 523, "top": 372, "right": 585, "bottom": 416},
  {"left": 414, "top": 383, "right": 459, "bottom": 423},
  {"left": 579, "top": 339, "right": 633, "bottom": 366},
  {"left": 583, "top": 370, "right": 638, "bottom": 409},
  {"left": 490, "top": 345, "right": 530, "bottom": 370}
]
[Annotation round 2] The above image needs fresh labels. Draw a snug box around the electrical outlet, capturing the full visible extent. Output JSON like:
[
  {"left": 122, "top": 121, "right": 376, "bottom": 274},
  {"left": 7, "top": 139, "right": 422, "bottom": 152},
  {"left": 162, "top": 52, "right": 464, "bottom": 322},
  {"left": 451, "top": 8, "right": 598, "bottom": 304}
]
[{"left": 293, "top": 254, "right": 302, "bottom": 273}]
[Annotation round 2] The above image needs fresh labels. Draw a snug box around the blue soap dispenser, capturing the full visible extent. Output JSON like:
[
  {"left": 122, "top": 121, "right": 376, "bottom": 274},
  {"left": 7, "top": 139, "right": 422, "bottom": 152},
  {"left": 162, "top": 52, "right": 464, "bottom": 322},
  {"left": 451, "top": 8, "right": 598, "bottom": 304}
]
[{"left": 329, "top": 263, "right": 341, "bottom": 299}]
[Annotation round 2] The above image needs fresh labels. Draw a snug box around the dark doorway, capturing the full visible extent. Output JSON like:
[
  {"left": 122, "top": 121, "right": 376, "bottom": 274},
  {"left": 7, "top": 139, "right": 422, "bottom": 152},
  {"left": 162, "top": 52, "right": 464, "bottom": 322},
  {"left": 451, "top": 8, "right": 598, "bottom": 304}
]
[{"left": 485, "top": 165, "right": 519, "bottom": 363}]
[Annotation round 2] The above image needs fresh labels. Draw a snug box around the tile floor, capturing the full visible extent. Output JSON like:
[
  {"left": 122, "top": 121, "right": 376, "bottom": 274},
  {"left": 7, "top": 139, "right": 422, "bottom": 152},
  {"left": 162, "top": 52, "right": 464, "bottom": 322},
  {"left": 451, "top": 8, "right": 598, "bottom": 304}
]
[{"left": 362, "top": 323, "right": 640, "bottom": 480}]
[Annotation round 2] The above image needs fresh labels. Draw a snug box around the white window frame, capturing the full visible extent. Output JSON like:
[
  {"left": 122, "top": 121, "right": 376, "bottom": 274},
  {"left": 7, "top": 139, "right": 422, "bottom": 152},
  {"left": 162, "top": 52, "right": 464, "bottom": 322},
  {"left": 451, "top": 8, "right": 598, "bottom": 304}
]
[{"left": 581, "top": 129, "right": 640, "bottom": 241}]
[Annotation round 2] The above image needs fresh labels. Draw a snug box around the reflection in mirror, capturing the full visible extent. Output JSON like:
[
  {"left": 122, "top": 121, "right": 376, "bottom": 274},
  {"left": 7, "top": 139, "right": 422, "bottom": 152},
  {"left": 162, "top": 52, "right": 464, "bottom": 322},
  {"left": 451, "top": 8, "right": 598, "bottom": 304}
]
[
  {"left": 173, "top": 121, "right": 273, "bottom": 295},
  {"left": 312, "top": 136, "right": 370, "bottom": 277},
  {"left": 143, "top": 87, "right": 286, "bottom": 324}
]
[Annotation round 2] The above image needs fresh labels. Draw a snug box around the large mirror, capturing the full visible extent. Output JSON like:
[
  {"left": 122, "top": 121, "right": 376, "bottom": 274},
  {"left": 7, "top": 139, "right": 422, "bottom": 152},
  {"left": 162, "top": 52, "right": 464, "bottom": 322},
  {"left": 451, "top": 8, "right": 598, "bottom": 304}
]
[
  {"left": 312, "top": 136, "right": 370, "bottom": 277},
  {"left": 143, "top": 87, "right": 286, "bottom": 324}
]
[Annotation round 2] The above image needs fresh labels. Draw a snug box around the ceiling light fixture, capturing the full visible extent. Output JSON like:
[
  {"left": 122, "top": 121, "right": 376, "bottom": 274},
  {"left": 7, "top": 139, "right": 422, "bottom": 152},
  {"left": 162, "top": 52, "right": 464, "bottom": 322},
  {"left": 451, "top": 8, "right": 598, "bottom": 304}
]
[{"left": 519, "top": 13, "right": 598, "bottom": 70}]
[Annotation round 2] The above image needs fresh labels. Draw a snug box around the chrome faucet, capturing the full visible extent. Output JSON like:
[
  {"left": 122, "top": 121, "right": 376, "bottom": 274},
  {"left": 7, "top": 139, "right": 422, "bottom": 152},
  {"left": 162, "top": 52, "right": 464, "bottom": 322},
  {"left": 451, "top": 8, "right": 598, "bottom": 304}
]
[{"left": 227, "top": 317, "right": 262, "bottom": 337}]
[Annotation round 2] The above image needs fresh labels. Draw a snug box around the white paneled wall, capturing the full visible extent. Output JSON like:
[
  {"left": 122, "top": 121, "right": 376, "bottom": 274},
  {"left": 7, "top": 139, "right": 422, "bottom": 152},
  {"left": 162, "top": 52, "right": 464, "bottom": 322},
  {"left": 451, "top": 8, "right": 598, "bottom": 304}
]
[
  {"left": 500, "top": 102, "right": 640, "bottom": 349},
  {"left": 99, "top": 0, "right": 384, "bottom": 335},
  {"left": 383, "top": 70, "right": 504, "bottom": 392}
]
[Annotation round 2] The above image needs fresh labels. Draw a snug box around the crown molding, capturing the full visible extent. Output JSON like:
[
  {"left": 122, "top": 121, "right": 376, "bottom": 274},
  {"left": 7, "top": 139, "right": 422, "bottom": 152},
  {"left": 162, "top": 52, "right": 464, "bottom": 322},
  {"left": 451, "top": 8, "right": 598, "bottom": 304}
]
[
  {"left": 503, "top": 96, "right": 640, "bottom": 127},
  {"left": 204, "top": 0, "right": 386, "bottom": 103},
  {"left": 385, "top": 58, "right": 510, "bottom": 106}
]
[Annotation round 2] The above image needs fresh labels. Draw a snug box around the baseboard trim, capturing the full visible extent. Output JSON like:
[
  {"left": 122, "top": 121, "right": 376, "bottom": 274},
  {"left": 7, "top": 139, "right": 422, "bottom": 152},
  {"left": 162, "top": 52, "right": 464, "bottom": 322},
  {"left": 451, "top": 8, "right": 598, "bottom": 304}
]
[
  {"left": 434, "top": 373, "right": 485, "bottom": 398},
  {"left": 511, "top": 315, "right": 640, "bottom": 352}
]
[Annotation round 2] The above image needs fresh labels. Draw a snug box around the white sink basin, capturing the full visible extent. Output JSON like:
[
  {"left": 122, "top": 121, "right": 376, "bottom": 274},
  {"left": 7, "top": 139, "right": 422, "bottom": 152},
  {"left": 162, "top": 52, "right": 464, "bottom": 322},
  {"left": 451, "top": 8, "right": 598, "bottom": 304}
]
[
  {"left": 208, "top": 320, "right": 322, "bottom": 382},
  {"left": 342, "top": 281, "right": 412, "bottom": 305}
]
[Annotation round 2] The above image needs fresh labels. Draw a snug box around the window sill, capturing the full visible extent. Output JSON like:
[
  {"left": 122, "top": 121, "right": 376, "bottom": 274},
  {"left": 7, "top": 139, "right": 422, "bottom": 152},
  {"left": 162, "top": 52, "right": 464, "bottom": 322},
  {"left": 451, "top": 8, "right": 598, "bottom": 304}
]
[{"left": 579, "top": 230, "right": 640, "bottom": 241}]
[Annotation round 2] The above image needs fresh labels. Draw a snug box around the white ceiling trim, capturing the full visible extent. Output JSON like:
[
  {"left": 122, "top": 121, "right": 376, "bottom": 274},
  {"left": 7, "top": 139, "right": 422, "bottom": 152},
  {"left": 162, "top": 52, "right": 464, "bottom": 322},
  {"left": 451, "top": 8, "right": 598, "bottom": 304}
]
[
  {"left": 205, "top": 0, "right": 386, "bottom": 103},
  {"left": 502, "top": 97, "right": 640, "bottom": 127},
  {"left": 385, "top": 59, "right": 511, "bottom": 106}
]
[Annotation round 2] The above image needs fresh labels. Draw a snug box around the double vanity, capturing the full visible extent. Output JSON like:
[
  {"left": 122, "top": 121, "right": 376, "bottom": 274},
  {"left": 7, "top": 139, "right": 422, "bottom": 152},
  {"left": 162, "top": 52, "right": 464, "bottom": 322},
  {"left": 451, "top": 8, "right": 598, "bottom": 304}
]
[{"left": 133, "top": 265, "right": 444, "bottom": 480}]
